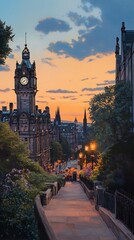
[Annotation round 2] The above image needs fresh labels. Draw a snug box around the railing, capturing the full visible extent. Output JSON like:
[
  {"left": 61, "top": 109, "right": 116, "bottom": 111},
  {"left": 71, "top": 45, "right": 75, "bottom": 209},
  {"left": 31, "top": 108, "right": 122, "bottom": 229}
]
[
  {"left": 79, "top": 176, "right": 94, "bottom": 190},
  {"left": 103, "top": 191, "right": 115, "bottom": 213},
  {"left": 35, "top": 195, "right": 57, "bottom": 240},
  {"left": 115, "top": 191, "right": 134, "bottom": 234},
  {"left": 80, "top": 177, "right": 134, "bottom": 234}
]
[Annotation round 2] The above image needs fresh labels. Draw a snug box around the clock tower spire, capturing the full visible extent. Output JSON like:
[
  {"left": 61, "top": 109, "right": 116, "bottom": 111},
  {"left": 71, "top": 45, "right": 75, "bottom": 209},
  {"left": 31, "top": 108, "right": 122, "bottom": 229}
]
[{"left": 14, "top": 43, "right": 37, "bottom": 114}]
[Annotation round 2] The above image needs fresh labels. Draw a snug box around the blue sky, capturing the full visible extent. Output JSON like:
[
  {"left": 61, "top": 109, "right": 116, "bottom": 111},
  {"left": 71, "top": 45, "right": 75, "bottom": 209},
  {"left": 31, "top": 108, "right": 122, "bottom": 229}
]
[{"left": 0, "top": 0, "right": 134, "bottom": 121}]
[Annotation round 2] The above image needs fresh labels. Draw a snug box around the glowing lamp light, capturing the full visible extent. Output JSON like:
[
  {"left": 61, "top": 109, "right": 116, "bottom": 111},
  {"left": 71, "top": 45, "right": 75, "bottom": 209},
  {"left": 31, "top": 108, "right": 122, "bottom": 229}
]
[
  {"left": 79, "top": 152, "right": 83, "bottom": 159},
  {"left": 90, "top": 142, "right": 96, "bottom": 151},
  {"left": 85, "top": 145, "right": 89, "bottom": 152}
]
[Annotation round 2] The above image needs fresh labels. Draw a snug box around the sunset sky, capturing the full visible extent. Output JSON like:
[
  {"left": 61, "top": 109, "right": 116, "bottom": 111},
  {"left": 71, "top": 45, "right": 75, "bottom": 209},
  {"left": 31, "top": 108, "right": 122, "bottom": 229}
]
[{"left": 0, "top": 0, "right": 134, "bottom": 122}]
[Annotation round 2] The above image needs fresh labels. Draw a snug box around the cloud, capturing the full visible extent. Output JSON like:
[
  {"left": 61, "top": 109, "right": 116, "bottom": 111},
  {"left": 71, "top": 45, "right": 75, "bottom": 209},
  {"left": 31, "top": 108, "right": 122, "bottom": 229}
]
[
  {"left": 80, "top": 93, "right": 94, "bottom": 96},
  {"left": 50, "top": 97, "right": 56, "bottom": 100},
  {"left": 35, "top": 18, "right": 71, "bottom": 34},
  {"left": 71, "top": 97, "right": 78, "bottom": 101},
  {"left": 36, "top": 100, "right": 48, "bottom": 104},
  {"left": 46, "top": 89, "right": 77, "bottom": 94},
  {"left": 97, "top": 80, "right": 115, "bottom": 86},
  {"left": 47, "top": 30, "right": 113, "bottom": 60},
  {"left": 0, "top": 65, "right": 10, "bottom": 72},
  {"left": 47, "top": 0, "right": 134, "bottom": 60},
  {"left": 81, "top": 0, "right": 102, "bottom": 22},
  {"left": 106, "top": 70, "right": 115, "bottom": 74},
  {"left": 81, "top": 77, "right": 89, "bottom": 81},
  {"left": 88, "top": 58, "right": 94, "bottom": 62},
  {"left": 38, "top": 96, "right": 44, "bottom": 98},
  {"left": 83, "top": 100, "right": 90, "bottom": 103},
  {"left": 61, "top": 96, "right": 75, "bottom": 99},
  {"left": 8, "top": 54, "right": 14, "bottom": 59},
  {"left": 68, "top": 12, "right": 100, "bottom": 29},
  {"left": 41, "top": 57, "right": 56, "bottom": 67},
  {"left": 14, "top": 45, "right": 21, "bottom": 52},
  {"left": 0, "top": 88, "right": 11, "bottom": 92},
  {"left": 82, "top": 87, "right": 104, "bottom": 92},
  {"left": 0, "top": 101, "right": 6, "bottom": 104}
]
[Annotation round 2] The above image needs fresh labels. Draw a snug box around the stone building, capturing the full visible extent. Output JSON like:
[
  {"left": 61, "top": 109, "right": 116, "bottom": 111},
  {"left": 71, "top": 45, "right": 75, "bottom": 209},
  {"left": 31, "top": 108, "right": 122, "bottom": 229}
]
[
  {"left": 115, "top": 22, "right": 134, "bottom": 133},
  {"left": 0, "top": 44, "right": 51, "bottom": 169}
]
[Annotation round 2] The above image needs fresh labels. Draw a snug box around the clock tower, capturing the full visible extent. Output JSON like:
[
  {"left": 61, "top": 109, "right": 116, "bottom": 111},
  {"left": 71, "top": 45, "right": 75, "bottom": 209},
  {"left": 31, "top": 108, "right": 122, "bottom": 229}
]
[
  {"left": 11, "top": 42, "right": 51, "bottom": 168},
  {"left": 14, "top": 44, "right": 37, "bottom": 114}
]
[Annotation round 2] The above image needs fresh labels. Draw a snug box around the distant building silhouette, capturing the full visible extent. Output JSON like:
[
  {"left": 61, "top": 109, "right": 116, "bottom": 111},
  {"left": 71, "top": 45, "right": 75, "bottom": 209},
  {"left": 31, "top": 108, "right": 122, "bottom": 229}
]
[
  {"left": 83, "top": 109, "right": 87, "bottom": 137},
  {"left": 54, "top": 107, "right": 61, "bottom": 126}
]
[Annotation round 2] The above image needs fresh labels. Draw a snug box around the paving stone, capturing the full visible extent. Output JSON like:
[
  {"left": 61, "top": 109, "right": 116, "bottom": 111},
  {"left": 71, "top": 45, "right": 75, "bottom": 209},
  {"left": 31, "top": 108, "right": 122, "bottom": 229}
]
[{"left": 45, "top": 182, "right": 117, "bottom": 240}]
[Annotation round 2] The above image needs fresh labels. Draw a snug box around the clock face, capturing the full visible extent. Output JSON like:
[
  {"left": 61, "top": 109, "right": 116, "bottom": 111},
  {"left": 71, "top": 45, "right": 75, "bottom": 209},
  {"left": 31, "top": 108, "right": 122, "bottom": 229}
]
[{"left": 20, "top": 77, "right": 28, "bottom": 85}]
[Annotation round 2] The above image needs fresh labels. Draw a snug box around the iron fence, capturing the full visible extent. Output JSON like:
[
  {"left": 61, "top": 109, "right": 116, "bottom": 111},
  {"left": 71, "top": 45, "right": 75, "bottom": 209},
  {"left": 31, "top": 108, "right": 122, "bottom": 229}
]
[
  {"left": 80, "top": 178, "right": 134, "bottom": 234},
  {"left": 115, "top": 191, "right": 134, "bottom": 234},
  {"left": 103, "top": 191, "right": 115, "bottom": 213}
]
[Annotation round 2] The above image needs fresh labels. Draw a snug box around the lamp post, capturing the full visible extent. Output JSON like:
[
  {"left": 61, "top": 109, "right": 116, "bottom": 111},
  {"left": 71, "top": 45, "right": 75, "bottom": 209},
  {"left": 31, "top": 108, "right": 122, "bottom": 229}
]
[
  {"left": 79, "top": 152, "right": 83, "bottom": 169},
  {"left": 84, "top": 145, "right": 89, "bottom": 166},
  {"left": 90, "top": 142, "right": 96, "bottom": 170}
]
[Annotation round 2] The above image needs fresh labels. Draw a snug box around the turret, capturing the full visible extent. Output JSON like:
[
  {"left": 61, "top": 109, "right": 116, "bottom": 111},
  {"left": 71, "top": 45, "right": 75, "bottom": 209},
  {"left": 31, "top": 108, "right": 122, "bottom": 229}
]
[{"left": 115, "top": 37, "right": 120, "bottom": 82}]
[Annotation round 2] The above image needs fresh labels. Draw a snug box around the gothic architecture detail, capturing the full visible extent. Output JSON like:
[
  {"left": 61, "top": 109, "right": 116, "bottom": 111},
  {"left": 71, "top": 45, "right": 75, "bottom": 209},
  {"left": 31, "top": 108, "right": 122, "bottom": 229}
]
[
  {"left": 0, "top": 44, "right": 51, "bottom": 169},
  {"left": 115, "top": 22, "right": 134, "bottom": 132},
  {"left": 15, "top": 44, "right": 37, "bottom": 114},
  {"left": 83, "top": 109, "right": 87, "bottom": 137}
]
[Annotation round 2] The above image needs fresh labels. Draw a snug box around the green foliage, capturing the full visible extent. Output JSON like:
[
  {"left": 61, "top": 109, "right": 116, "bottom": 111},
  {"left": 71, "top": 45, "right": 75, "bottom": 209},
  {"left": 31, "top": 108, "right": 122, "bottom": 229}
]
[
  {"left": 0, "top": 123, "right": 63, "bottom": 239},
  {"left": 28, "top": 171, "right": 58, "bottom": 190},
  {"left": 0, "top": 123, "right": 27, "bottom": 173},
  {"left": 88, "top": 82, "right": 133, "bottom": 193},
  {"left": 0, "top": 19, "right": 14, "bottom": 65},
  {"left": 90, "top": 138, "right": 134, "bottom": 193},
  {"left": 0, "top": 123, "right": 44, "bottom": 175},
  {"left": 0, "top": 169, "right": 39, "bottom": 240},
  {"left": 0, "top": 166, "right": 61, "bottom": 239},
  {"left": 50, "top": 140, "right": 63, "bottom": 164},
  {"left": 60, "top": 136, "right": 71, "bottom": 161},
  {"left": 0, "top": 187, "right": 39, "bottom": 240},
  {"left": 89, "top": 82, "right": 132, "bottom": 152},
  {"left": 89, "top": 85, "right": 115, "bottom": 151}
]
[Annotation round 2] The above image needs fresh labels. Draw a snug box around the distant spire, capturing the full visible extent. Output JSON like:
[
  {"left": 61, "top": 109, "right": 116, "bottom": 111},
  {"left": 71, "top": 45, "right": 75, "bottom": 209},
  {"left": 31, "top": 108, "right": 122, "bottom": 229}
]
[
  {"left": 121, "top": 22, "right": 125, "bottom": 32},
  {"left": 74, "top": 117, "right": 77, "bottom": 123},
  {"left": 25, "top": 32, "right": 27, "bottom": 46},
  {"left": 54, "top": 107, "right": 61, "bottom": 126},
  {"left": 83, "top": 109, "right": 87, "bottom": 136},
  {"left": 22, "top": 33, "right": 30, "bottom": 60}
]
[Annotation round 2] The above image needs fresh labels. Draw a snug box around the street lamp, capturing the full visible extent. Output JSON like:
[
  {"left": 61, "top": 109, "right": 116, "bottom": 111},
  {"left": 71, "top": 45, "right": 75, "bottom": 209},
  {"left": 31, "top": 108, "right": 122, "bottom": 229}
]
[
  {"left": 79, "top": 152, "right": 83, "bottom": 169},
  {"left": 90, "top": 142, "right": 96, "bottom": 170},
  {"left": 84, "top": 145, "right": 89, "bottom": 166}
]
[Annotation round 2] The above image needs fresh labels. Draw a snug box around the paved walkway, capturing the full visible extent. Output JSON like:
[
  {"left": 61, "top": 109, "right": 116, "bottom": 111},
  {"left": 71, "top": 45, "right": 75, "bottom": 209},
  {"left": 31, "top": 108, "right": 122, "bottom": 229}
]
[{"left": 44, "top": 181, "right": 117, "bottom": 240}]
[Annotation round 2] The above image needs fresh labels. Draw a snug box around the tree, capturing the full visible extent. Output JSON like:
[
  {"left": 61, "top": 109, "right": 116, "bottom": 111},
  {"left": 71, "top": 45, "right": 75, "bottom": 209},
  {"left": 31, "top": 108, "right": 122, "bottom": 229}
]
[
  {"left": 50, "top": 140, "right": 63, "bottom": 165},
  {"left": 0, "top": 123, "right": 27, "bottom": 175},
  {"left": 0, "top": 19, "right": 14, "bottom": 65},
  {"left": 60, "top": 136, "right": 71, "bottom": 161},
  {"left": 88, "top": 82, "right": 132, "bottom": 151},
  {"left": 89, "top": 85, "right": 115, "bottom": 151},
  {"left": 0, "top": 123, "right": 45, "bottom": 176},
  {"left": 0, "top": 123, "right": 63, "bottom": 239},
  {"left": 88, "top": 82, "right": 133, "bottom": 193}
]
